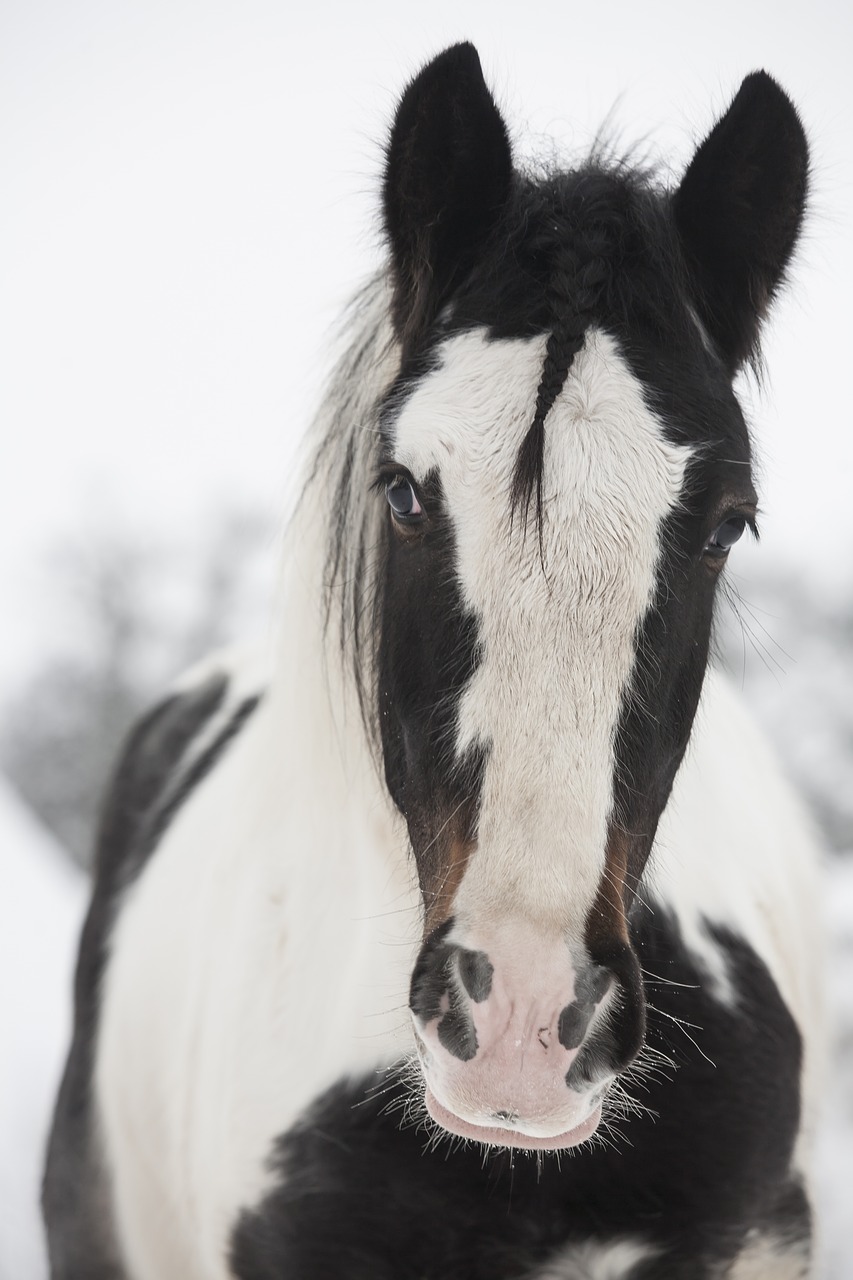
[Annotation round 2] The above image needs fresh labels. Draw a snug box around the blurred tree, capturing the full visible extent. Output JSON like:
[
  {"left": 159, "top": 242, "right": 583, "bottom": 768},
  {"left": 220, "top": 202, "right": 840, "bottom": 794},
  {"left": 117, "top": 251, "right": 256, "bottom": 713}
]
[{"left": 0, "top": 509, "right": 271, "bottom": 870}]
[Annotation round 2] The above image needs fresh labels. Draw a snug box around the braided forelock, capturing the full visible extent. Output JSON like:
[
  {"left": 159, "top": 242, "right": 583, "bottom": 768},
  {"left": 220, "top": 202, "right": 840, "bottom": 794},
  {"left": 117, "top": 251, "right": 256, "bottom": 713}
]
[{"left": 511, "top": 230, "right": 613, "bottom": 536}]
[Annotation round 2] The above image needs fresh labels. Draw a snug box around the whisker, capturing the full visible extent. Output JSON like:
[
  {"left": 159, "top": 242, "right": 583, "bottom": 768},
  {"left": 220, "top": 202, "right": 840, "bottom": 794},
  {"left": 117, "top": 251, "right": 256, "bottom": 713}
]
[{"left": 646, "top": 1003, "right": 717, "bottom": 1068}]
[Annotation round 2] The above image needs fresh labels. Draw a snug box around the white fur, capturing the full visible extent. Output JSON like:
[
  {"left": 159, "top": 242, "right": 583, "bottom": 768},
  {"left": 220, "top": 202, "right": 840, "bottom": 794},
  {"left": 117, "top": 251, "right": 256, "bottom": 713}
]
[
  {"left": 529, "top": 1237, "right": 659, "bottom": 1279},
  {"left": 390, "top": 327, "right": 691, "bottom": 944},
  {"left": 727, "top": 1230, "right": 810, "bottom": 1279}
]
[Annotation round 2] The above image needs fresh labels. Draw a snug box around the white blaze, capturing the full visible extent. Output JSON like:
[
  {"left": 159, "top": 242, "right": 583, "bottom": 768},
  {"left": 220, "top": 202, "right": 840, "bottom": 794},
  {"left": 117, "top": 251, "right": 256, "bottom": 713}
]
[{"left": 390, "top": 327, "right": 691, "bottom": 937}]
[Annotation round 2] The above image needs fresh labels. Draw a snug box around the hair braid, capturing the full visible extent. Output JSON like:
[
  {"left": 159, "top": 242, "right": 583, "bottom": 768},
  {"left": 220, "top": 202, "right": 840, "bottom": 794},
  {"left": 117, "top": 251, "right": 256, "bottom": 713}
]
[{"left": 511, "top": 229, "right": 613, "bottom": 532}]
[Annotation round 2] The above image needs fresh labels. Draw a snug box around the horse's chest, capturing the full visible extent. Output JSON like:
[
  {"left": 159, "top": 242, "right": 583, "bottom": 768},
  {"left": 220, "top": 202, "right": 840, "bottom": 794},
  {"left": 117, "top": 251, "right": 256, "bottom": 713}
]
[{"left": 93, "top": 743, "right": 416, "bottom": 1280}]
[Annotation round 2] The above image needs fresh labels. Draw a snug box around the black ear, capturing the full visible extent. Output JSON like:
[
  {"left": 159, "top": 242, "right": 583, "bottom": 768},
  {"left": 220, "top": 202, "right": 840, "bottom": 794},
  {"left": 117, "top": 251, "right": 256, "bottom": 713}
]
[
  {"left": 673, "top": 72, "right": 808, "bottom": 371},
  {"left": 383, "top": 42, "right": 513, "bottom": 347}
]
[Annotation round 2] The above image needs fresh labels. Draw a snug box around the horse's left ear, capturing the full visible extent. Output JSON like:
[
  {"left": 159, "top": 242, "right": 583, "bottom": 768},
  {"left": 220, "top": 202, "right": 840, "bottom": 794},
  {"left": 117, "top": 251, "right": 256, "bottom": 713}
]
[
  {"left": 673, "top": 72, "right": 808, "bottom": 371},
  {"left": 383, "top": 42, "right": 513, "bottom": 347}
]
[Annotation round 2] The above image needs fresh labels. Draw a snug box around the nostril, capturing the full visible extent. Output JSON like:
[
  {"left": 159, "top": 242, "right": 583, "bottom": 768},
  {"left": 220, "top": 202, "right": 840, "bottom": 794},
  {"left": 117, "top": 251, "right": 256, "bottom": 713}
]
[
  {"left": 575, "top": 964, "right": 613, "bottom": 1004},
  {"left": 558, "top": 1000, "right": 594, "bottom": 1050},
  {"left": 557, "top": 966, "right": 615, "bottom": 1051},
  {"left": 456, "top": 948, "right": 494, "bottom": 1002}
]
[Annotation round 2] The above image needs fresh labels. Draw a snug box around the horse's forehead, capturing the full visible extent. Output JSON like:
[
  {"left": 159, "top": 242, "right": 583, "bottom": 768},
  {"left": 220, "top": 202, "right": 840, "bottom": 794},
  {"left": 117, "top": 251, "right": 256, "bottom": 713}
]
[
  {"left": 392, "top": 329, "right": 542, "bottom": 476},
  {"left": 391, "top": 327, "right": 692, "bottom": 596}
]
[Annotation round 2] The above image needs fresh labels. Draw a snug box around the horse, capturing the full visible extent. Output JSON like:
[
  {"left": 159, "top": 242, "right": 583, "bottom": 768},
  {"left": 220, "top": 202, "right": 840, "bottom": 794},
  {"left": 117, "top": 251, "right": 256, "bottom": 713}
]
[{"left": 44, "top": 42, "right": 822, "bottom": 1280}]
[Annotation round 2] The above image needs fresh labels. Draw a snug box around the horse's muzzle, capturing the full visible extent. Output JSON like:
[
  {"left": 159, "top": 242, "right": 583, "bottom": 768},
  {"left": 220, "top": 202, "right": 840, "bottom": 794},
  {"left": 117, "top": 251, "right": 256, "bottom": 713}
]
[{"left": 408, "top": 917, "right": 643, "bottom": 1149}]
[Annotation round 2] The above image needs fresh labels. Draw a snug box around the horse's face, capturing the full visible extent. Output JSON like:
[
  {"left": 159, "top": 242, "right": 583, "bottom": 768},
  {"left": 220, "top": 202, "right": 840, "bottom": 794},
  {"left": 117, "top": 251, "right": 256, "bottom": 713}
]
[{"left": 374, "top": 45, "right": 807, "bottom": 1149}]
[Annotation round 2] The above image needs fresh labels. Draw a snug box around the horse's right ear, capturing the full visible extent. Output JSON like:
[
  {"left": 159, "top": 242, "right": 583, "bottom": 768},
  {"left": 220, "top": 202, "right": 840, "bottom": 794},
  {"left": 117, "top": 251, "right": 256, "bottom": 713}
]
[{"left": 383, "top": 43, "right": 513, "bottom": 347}]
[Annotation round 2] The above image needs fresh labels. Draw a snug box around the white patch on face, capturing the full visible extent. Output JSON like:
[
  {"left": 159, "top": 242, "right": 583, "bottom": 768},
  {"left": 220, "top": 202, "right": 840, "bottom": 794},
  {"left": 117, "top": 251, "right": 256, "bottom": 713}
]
[{"left": 390, "top": 328, "right": 691, "bottom": 940}]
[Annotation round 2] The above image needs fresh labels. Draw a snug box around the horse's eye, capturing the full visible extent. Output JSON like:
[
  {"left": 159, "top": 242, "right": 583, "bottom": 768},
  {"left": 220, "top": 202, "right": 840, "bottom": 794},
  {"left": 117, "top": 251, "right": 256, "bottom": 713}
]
[
  {"left": 704, "top": 516, "right": 746, "bottom": 557},
  {"left": 385, "top": 476, "right": 423, "bottom": 522}
]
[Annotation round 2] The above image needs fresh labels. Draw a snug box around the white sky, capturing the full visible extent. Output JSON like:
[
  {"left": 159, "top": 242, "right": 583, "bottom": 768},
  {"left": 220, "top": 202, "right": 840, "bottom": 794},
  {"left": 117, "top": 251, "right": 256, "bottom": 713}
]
[{"left": 2, "top": 0, "right": 852, "bottom": 687}]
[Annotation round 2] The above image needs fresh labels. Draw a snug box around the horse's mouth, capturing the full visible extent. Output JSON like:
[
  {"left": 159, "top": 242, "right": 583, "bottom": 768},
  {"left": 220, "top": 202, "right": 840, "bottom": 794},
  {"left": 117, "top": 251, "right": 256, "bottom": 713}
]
[{"left": 423, "top": 1086, "right": 602, "bottom": 1151}]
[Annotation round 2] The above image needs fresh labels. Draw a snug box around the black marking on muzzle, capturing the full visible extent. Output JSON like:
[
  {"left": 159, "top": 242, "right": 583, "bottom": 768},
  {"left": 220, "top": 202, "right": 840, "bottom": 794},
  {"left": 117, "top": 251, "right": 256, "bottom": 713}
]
[
  {"left": 557, "top": 965, "right": 612, "bottom": 1052},
  {"left": 409, "top": 919, "right": 455, "bottom": 1023},
  {"left": 565, "top": 945, "right": 645, "bottom": 1091},
  {"left": 558, "top": 1002, "right": 593, "bottom": 1051},
  {"left": 574, "top": 965, "right": 612, "bottom": 1005},
  {"left": 437, "top": 986, "right": 478, "bottom": 1062},
  {"left": 409, "top": 921, "right": 492, "bottom": 1063},
  {"left": 457, "top": 949, "right": 493, "bottom": 1002}
]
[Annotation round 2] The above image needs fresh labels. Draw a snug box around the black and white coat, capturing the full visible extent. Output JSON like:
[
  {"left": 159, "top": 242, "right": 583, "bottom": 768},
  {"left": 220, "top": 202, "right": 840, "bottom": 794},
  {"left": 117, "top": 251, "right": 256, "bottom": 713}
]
[{"left": 44, "top": 44, "right": 822, "bottom": 1280}]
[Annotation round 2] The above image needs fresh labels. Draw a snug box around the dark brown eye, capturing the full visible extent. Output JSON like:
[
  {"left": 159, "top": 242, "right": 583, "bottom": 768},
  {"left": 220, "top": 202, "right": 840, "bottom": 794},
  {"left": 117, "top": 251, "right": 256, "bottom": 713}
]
[
  {"left": 385, "top": 476, "right": 423, "bottom": 522},
  {"left": 704, "top": 516, "right": 747, "bottom": 558}
]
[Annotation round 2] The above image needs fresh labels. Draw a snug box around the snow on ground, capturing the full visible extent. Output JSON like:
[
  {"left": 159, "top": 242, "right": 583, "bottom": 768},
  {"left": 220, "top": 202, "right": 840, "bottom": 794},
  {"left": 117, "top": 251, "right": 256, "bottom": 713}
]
[
  {"left": 1, "top": 778, "right": 850, "bottom": 1277},
  {"left": 814, "top": 856, "right": 853, "bottom": 1280},
  {"left": 0, "top": 776, "right": 87, "bottom": 1280}
]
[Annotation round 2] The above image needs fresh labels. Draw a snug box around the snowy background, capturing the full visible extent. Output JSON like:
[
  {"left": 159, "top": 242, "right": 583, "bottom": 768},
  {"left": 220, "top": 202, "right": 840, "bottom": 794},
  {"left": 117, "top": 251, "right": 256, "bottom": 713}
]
[{"left": 1, "top": 0, "right": 851, "bottom": 1275}]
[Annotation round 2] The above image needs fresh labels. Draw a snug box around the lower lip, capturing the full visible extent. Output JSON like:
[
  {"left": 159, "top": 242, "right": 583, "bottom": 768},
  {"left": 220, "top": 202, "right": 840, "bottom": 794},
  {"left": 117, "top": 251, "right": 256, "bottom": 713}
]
[{"left": 424, "top": 1088, "right": 602, "bottom": 1150}]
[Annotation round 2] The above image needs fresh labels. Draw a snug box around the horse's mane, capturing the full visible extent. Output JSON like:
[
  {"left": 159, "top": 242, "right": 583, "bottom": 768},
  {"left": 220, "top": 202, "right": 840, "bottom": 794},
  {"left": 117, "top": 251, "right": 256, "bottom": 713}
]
[{"left": 301, "top": 273, "right": 400, "bottom": 741}]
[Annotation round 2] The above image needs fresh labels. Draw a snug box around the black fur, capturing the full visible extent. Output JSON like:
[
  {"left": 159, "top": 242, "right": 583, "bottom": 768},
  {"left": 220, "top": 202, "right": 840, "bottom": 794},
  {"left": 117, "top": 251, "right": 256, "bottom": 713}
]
[
  {"left": 409, "top": 919, "right": 457, "bottom": 1022},
  {"left": 384, "top": 42, "right": 513, "bottom": 350},
  {"left": 230, "top": 904, "right": 809, "bottom": 1280},
  {"left": 410, "top": 920, "right": 483, "bottom": 1063},
  {"left": 42, "top": 676, "right": 261, "bottom": 1277},
  {"left": 436, "top": 983, "right": 479, "bottom": 1062},
  {"left": 559, "top": 970, "right": 614, "bottom": 1055},
  {"left": 567, "top": 941, "right": 647, "bottom": 1092},
  {"left": 376, "top": 469, "right": 487, "bottom": 911},
  {"left": 673, "top": 72, "right": 809, "bottom": 371},
  {"left": 457, "top": 948, "right": 494, "bottom": 1003},
  {"left": 557, "top": 1000, "right": 592, "bottom": 1051}
]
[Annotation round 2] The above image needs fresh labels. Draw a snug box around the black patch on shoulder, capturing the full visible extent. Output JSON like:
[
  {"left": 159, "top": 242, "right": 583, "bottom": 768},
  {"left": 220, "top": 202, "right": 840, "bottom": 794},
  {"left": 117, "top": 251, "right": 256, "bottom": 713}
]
[
  {"left": 43, "top": 674, "right": 261, "bottom": 1277},
  {"left": 134, "top": 690, "right": 261, "bottom": 871},
  {"left": 98, "top": 674, "right": 228, "bottom": 880},
  {"left": 230, "top": 902, "right": 811, "bottom": 1280},
  {"left": 457, "top": 948, "right": 493, "bottom": 1002}
]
